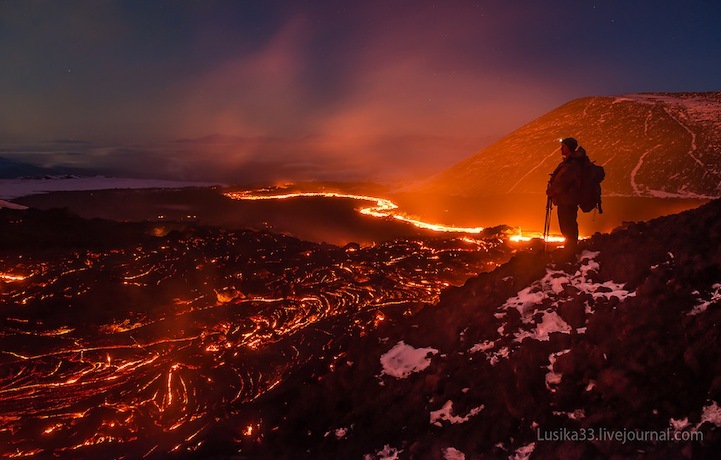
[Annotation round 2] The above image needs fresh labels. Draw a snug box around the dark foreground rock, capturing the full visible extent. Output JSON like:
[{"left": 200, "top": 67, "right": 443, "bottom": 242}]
[{"left": 223, "top": 199, "right": 721, "bottom": 459}]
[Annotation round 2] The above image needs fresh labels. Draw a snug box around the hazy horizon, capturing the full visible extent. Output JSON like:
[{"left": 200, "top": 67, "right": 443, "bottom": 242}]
[{"left": 0, "top": 133, "right": 498, "bottom": 184}]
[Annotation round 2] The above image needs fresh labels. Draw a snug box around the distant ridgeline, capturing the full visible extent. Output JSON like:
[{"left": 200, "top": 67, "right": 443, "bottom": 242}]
[
  {"left": 421, "top": 92, "right": 721, "bottom": 199},
  {"left": 0, "top": 157, "right": 50, "bottom": 178}
]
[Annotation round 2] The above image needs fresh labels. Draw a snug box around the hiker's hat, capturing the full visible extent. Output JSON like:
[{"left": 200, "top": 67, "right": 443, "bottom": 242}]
[{"left": 560, "top": 137, "right": 578, "bottom": 151}]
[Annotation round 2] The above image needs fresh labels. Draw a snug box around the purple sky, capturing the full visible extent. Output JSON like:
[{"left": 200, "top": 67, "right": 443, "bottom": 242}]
[{"left": 1, "top": 1, "right": 720, "bottom": 182}]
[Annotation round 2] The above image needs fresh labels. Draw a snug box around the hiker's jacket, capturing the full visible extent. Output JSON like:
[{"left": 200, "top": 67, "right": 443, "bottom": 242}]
[{"left": 547, "top": 147, "right": 587, "bottom": 207}]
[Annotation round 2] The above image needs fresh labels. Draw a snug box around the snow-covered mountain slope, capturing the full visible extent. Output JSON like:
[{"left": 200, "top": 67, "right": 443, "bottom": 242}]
[{"left": 421, "top": 92, "right": 721, "bottom": 199}]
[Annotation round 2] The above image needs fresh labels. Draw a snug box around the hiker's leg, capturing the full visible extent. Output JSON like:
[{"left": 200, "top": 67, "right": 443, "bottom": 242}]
[{"left": 557, "top": 205, "right": 578, "bottom": 253}]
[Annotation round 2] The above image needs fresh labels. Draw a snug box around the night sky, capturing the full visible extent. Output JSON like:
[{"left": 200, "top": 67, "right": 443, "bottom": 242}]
[{"left": 2, "top": 0, "right": 720, "bottom": 182}]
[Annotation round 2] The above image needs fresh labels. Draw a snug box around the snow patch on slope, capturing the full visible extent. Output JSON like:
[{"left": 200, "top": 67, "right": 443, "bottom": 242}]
[
  {"left": 430, "top": 400, "right": 484, "bottom": 426},
  {"left": 380, "top": 341, "right": 438, "bottom": 379},
  {"left": 502, "top": 251, "right": 634, "bottom": 315},
  {"left": 474, "top": 251, "right": 635, "bottom": 365},
  {"left": 688, "top": 284, "right": 721, "bottom": 316},
  {"left": 364, "top": 444, "right": 403, "bottom": 460}
]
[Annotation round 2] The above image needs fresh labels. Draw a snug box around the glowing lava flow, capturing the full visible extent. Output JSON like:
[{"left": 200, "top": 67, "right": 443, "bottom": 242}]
[
  {"left": 0, "top": 227, "right": 512, "bottom": 458},
  {"left": 508, "top": 231, "right": 567, "bottom": 243},
  {"left": 0, "top": 272, "right": 29, "bottom": 282},
  {"left": 224, "top": 190, "right": 485, "bottom": 234}
]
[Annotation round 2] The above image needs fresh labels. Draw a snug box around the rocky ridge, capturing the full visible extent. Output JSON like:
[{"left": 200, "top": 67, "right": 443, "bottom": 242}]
[{"left": 233, "top": 198, "right": 721, "bottom": 459}]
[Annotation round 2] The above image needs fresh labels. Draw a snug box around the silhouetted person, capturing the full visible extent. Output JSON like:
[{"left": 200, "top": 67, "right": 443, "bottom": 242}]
[{"left": 546, "top": 137, "right": 587, "bottom": 256}]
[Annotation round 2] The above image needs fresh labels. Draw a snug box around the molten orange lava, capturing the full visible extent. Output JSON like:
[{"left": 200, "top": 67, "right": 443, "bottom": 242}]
[
  {"left": 0, "top": 272, "right": 29, "bottom": 282},
  {"left": 508, "top": 231, "right": 567, "bottom": 243},
  {"left": 224, "top": 190, "right": 484, "bottom": 234},
  {"left": 0, "top": 213, "right": 512, "bottom": 457}
]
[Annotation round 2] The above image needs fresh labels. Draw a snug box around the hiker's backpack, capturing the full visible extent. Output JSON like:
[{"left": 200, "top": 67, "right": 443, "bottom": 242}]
[{"left": 578, "top": 156, "right": 605, "bottom": 213}]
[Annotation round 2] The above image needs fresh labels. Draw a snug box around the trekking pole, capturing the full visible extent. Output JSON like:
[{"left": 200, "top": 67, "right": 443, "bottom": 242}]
[{"left": 543, "top": 196, "right": 552, "bottom": 253}]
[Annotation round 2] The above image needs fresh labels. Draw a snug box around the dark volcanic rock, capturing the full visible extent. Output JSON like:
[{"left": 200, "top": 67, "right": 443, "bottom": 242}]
[
  {"left": 0, "top": 206, "right": 513, "bottom": 459},
  {"left": 237, "top": 199, "right": 721, "bottom": 459}
]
